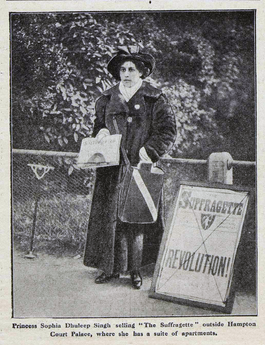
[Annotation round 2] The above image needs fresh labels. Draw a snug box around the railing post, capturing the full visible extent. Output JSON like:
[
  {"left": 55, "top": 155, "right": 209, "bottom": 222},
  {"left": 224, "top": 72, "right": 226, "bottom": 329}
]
[{"left": 208, "top": 152, "right": 233, "bottom": 185}]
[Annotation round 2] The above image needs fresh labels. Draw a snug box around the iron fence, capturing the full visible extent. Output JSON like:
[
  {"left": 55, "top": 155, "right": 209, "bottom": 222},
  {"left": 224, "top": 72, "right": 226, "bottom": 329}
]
[{"left": 12, "top": 149, "right": 256, "bottom": 291}]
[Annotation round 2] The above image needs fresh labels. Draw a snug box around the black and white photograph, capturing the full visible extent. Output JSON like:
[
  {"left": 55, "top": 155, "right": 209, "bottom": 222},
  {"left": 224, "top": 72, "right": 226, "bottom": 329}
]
[{"left": 9, "top": 7, "right": 258, "bottom": 327}]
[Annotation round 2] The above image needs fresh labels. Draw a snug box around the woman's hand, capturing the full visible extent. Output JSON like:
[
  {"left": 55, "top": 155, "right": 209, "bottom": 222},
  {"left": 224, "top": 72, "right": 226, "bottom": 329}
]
[
  {"left": 139, "top": 147, "right": 152, "bottom": 162},
  {"left": 96, "top": 128, "right": 110, "bottom": 142}
]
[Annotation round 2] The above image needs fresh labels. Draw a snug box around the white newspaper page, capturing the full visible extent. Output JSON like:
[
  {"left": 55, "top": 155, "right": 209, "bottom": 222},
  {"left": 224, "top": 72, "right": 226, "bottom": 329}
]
[
  {"left": 1, "top": 1, "right": 264, "bottom": 345},
  {"left": 77, "top": 134, "right": 122, "bottom": 168}
]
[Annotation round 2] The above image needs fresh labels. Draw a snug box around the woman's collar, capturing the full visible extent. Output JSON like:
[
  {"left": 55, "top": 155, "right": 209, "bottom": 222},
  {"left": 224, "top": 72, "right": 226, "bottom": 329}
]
[{"left": 103, "top": 81, "right": 162, "bottom": 99}]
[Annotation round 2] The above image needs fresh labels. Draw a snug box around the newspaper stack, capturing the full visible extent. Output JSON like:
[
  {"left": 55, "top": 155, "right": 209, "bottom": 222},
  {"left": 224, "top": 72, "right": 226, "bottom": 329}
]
[{"left": 77, "top": 134, "right": 122, "bottom": 169}]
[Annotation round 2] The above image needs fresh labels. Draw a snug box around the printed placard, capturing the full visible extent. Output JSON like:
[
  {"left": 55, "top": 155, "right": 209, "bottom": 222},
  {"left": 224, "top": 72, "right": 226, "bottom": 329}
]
[{"left": 150, "top": 182, "right": 250, "bottom": 313}]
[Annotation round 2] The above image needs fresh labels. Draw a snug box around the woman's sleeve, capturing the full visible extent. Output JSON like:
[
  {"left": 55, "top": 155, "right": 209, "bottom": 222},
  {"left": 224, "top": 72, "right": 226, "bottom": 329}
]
[
  {"left": 144, "top": 94, "right": 177, "bottom": 162},
  {"left": 92, "top": 96, "right": 108, "bottom": 138}
]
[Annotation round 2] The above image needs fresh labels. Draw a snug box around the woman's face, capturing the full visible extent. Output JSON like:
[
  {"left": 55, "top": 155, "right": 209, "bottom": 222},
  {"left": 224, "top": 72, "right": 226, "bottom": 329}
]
[{"left": 119, "top": 61, "right": 142, "bottom": 88}]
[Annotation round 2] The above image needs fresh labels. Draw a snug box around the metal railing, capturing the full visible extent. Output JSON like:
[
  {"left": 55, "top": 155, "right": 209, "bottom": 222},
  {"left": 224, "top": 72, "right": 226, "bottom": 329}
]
[{"left": 12, "top": 148, "right": 256, "bottom": 167}]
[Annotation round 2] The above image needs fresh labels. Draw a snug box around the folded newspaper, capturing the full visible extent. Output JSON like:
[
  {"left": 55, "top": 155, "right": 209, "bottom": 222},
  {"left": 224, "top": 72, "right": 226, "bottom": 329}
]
[{"left": 77, "top": 134, "right": 122, "bottom": 168}]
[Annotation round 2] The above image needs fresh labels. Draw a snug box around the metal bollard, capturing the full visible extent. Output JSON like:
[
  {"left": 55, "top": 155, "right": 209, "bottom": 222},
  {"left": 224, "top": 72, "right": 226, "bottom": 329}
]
[{"left": 208, "top": 152, "right": 233, "bottom": 185}]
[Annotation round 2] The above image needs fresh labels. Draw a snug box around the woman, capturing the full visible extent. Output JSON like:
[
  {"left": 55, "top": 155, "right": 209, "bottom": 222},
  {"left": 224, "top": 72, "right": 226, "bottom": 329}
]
[{"left": 83, "top": 46, "right": 176, "bottom": 289}]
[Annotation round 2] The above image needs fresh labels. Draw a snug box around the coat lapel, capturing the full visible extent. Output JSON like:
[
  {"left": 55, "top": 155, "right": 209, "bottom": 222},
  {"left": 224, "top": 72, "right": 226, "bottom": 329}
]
[
  {"left": 103, "top": 82, "right": 162, "bottom": 118},
  {"left": 104, "top": 85, "right": 129, "bottom": 115}
]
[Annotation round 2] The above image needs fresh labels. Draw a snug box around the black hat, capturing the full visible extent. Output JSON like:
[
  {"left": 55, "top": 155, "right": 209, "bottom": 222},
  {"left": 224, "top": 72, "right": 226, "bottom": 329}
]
[{"left": 107, "top": 46, "right": 155, "bottom": 80}]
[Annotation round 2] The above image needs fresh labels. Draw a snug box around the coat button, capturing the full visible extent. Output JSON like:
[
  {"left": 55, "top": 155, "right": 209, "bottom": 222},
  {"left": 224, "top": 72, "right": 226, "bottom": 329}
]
[
  {"left": 127, "top": 117, "right": 132, "bottom": 123},
  {"left": 134, "top": 104, "right": 140, "bottom": 110}
]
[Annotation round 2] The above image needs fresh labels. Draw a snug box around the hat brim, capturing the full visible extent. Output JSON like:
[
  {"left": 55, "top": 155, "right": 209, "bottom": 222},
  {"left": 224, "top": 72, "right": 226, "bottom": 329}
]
[{"left": 107, "top": 53, "right": 155, "bottom": 80}]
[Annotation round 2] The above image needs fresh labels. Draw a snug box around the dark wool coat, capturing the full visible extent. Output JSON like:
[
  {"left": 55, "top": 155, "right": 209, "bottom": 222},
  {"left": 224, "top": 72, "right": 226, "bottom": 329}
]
[{"left": 83, "top": 82, "right": 176, "bottom": 275}]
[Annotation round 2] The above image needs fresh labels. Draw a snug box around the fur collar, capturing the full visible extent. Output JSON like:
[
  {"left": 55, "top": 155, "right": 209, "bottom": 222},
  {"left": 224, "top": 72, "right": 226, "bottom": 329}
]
[{"left": 102, "top": 81, "right": 162, "bottom": 99}]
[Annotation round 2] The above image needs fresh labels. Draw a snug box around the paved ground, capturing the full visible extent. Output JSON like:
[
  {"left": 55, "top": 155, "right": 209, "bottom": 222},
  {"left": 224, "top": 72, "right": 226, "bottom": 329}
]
[{"left": 13, "top": 250, "right": 256, "bottom": 318}]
